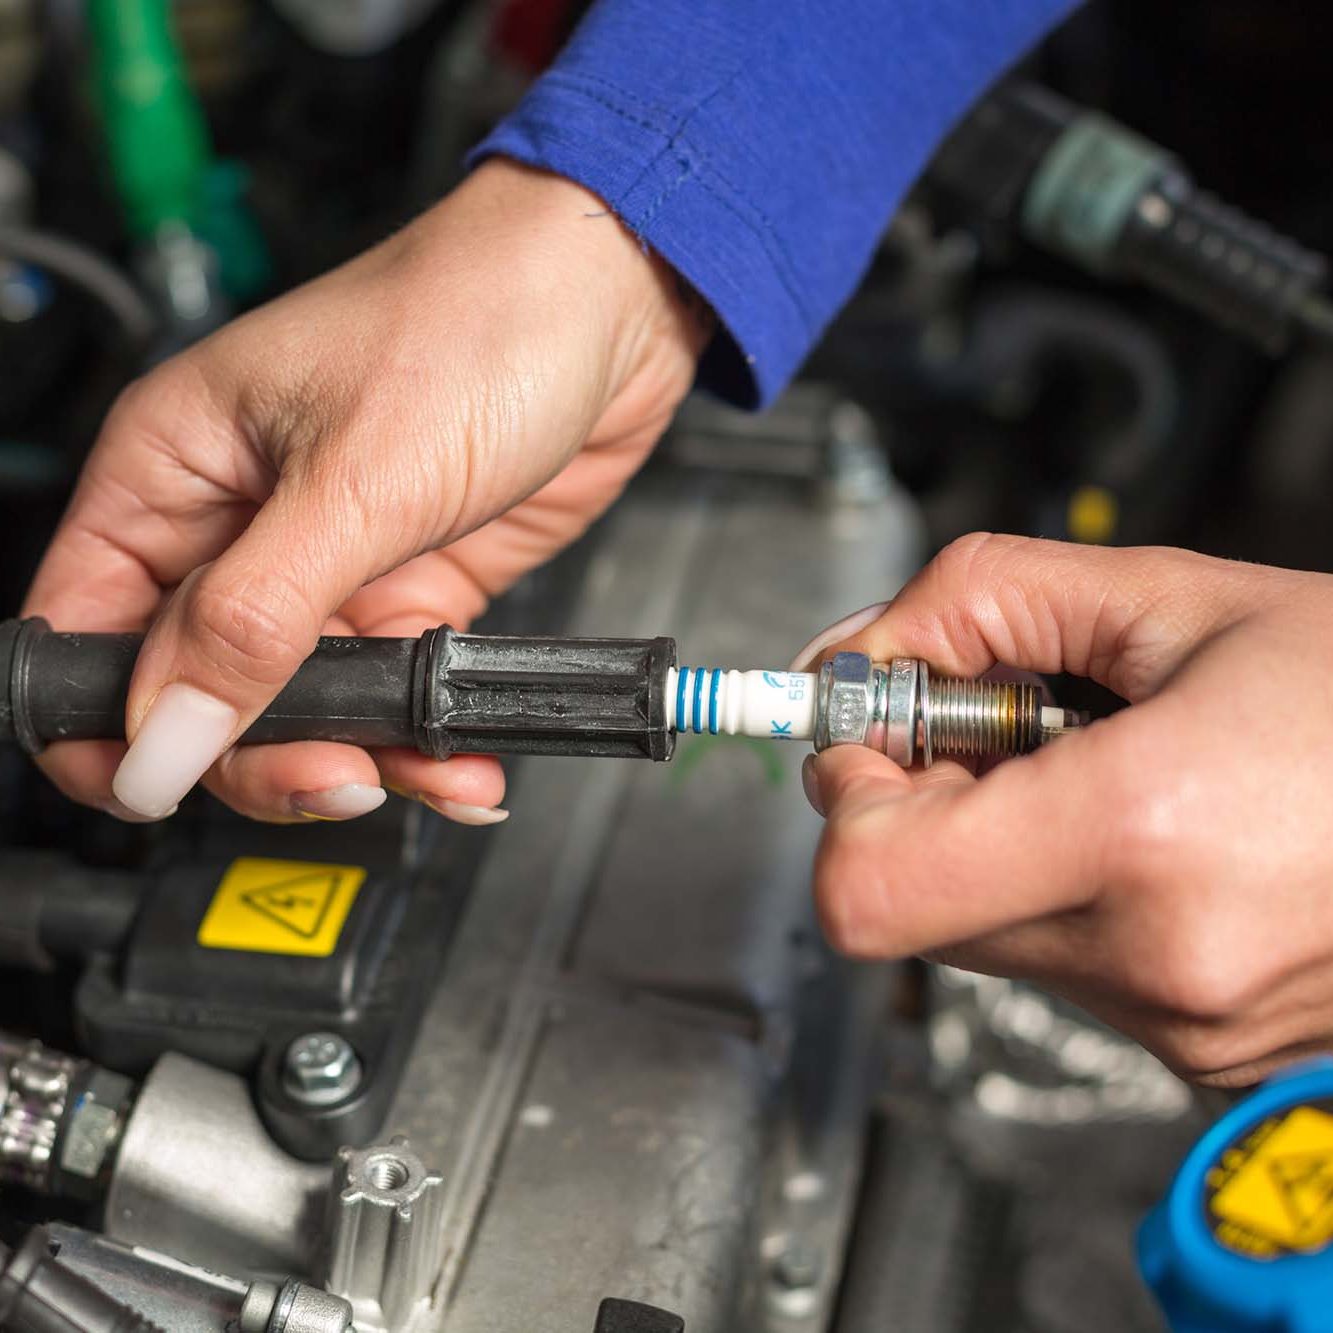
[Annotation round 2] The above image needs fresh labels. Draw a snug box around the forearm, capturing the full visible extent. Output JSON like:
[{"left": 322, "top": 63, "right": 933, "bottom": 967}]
[{"left": 472, "top": 0, "right": 1081, "bottom": 407}]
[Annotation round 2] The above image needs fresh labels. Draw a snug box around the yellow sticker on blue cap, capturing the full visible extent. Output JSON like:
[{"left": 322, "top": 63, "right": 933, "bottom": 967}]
[{"left": 1206, "top": 1102, "right": 1333, "bottom": 1259}]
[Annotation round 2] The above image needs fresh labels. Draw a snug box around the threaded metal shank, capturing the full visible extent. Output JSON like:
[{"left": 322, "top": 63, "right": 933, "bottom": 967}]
[{"left": 922, "top": 671, "right": 1043, "bottom": 761}]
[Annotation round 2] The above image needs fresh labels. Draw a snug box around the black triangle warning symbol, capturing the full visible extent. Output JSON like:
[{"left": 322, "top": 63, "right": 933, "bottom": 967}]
[
  {"left": 240, "top": 872, "right": 343, "bottom": 940},
  {"left": 1268, "top": 1150, "right": 1333, "bottom": 1235}
]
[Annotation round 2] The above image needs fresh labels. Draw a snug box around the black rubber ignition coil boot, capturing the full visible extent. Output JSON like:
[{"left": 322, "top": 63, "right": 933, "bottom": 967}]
[
  {"left": 0, "top": 1229, "right": 163, "bottom": 1332},
  {"left": 924, "top": 81, "right": 1333, "bottom": 354},
  {"left": 0, "top": 619, "right": 677, "bottom": 762}
]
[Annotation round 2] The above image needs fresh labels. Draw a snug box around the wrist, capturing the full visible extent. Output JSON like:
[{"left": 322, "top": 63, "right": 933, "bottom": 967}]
[{"left": 420, "top": 158, "right": 709, "bottom": 409}]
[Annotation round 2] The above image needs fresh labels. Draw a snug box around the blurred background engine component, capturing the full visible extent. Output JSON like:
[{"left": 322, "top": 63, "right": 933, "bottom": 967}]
[
  {"left": 271, "top": 0, "right": 446, "bottom": 55},
  {"left": 923, "top": 81, "right": 1333, "bottom": 356}
]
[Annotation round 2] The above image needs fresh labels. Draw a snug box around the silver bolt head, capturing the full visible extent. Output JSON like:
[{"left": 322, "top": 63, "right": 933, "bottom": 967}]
[
  {"left": 815, "top": 651, "right": 885, "bottom": 751},
  {"left": 284, "top": 1032, "right": 362, "bottom": 1106}
]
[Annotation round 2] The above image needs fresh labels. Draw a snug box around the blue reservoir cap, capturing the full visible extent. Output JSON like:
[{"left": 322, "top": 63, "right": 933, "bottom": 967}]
[{"left": 1138, "top": 1059, "right": 1333, "bottom": 1332}]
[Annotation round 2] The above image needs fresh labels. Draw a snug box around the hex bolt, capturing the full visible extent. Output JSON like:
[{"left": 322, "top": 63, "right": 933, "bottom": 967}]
[{"left": 282, "top": 1033, "right": 362, "bottom": 1108}]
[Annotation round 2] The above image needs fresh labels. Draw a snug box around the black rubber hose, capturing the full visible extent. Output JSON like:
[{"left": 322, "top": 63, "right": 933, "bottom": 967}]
[
  {"left": 0, "top": 620, "right": 677, "bottom": 762},
  {"left": 0, "top": 856, "right": 144, "bottom": 969}
]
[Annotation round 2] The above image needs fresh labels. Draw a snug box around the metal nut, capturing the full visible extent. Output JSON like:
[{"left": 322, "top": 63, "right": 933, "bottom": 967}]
[
  {"left": 283, "top": 1033, "right": 362, "bottom": 1107},
  {"left": 814, "top": 652, "right": 887, "bottom": 752}
]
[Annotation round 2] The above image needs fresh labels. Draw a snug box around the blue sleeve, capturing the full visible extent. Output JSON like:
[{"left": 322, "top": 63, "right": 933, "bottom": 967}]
[{"left": 470, "top": 0, "right": 1080, "bottom": 408}]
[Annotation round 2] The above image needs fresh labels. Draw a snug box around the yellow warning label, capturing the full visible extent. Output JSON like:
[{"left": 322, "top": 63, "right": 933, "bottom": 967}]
[
  {"left": 197, "top": 857, "right": 367, "bottom": 957},
  {"left": 1207, "top": 1104, "right": 1333, "bottom": 1259}
]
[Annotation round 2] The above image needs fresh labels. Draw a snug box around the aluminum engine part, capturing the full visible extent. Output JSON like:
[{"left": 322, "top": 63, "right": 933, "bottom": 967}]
[
  {"left": 45, "top": 1223, "right": 247, "bottom": 1330},
  {"left": 326, "top": 1138, "right": 445, "bottom": 1332},
  {"left": 44, "top": 1225, "right": 352, "bottom": 1333},
  {"left": 371, "top": 430, "right": 922, "bottom": 1330},
  {"left": 104, "top": 1052, "right": 330, "bottom": 1275},
  {"left": 929, "top": 967, "right": 1192, "bottom": 1126},
  {"left": 0, "top": 1227, "right": 163, "bottom": 1332}
]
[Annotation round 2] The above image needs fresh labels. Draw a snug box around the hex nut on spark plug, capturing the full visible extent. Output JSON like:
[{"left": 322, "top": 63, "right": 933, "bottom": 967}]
[{"left": 813, "top": 653, "right": 887, "bottom": 755}]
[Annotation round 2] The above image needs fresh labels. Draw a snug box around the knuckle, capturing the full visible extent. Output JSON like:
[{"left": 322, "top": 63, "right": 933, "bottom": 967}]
[
  {"left": 932, "top": 532, "right": 1007, "bottom": 591},
  {"left": 105, "top": 373, "right": 156, "bottom": 426},
  {"left": 189, "top": 572, "right": 310, "bottom": 691},
  {"left": 1136, "top": 933, "right": 1253, "bottom": 1021}
]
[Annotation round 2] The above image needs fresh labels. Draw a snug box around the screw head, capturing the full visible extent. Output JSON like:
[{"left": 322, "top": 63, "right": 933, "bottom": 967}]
[{"left": 283, "top": 1032, "right": 362, "bottom": 1107}]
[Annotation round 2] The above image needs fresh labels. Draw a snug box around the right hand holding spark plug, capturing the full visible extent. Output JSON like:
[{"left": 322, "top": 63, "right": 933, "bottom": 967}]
[{"left": 800, "top": 533, "right": 1333, "bottom": 1089}]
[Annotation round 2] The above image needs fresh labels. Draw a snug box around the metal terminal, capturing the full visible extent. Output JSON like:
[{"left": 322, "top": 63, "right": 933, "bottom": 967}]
[
  {"left": 0, "top": 1033, "right": 78, "bottom": 1193},
  {"left": 327, "top": 1136, "right": 445, "bottom": 1332},
  {"left": 0, "top": 1031, "right": 135, "bottom": 1204},
  {"left": 240, "top": 1279, "right": 354, "bottom": 1333},
  {"left": 284, "top": 1033, "right": 363, "bottom": 1108},
  {"left": 815, "top": 653, "right": 1086, "bottom": 765}
]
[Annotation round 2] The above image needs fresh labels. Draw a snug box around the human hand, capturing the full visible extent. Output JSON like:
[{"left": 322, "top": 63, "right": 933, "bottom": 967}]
[
  {"left": 801, "top": 533, "right": 1333, "bottom": 1087},
  {"left": 24, "top": 161, "right": 704, "bottom": 824}
]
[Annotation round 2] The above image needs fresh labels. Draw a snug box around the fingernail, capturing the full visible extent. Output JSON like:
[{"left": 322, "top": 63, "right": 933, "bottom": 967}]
[
  {"left": 292, "top": 784, "right": 387, "bottom": 821},
  {"left": 801, "top": 755, "right": 825, "bottom": 816},
  {"left": 99, "top": 797, "right": 178, "bottom": 824},
  {"left": 112, "top": 684, "right": 239, "bottom": 818},
  {"left": 788, "top": 601, "right": 891, "bottom": 672},
  {"left": 418, "top": 795, "right": 510, "bottom": 826}
]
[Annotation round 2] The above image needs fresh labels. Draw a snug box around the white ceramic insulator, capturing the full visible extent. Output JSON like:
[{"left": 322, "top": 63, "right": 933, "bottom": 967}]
[{"left": 667, "top": 667, "right": 818, "bottom": 742}]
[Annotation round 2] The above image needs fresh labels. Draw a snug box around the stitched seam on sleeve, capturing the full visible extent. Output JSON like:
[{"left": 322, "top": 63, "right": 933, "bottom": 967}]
[
  {"left": 547, "top": 69, "right": 683, "bottom": 134},
  {"left": 541, "top": 71, "right": 676, "bottom": 142},
  {"left": 672, "top": 130, "right": 809, "bottom": 320},
  {"left": 531, "top": 78, "right": 813, "bottom": 330}
]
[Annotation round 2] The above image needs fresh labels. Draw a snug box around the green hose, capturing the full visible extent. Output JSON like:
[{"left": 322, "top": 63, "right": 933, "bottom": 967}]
[
  {"left": 86, "top": 0, "right": 269, "bottom": 300},
  {"left": 86, "top": 0, "right": 210, "bottom": 236}
]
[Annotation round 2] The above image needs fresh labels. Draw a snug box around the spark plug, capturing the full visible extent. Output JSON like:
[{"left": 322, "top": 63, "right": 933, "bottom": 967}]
[
  {"left": 0, "top": 619, "right": 1083, "bottom": 769},
  {"left": 669, "top": 653, "right": 1085, "bottom": 765}
]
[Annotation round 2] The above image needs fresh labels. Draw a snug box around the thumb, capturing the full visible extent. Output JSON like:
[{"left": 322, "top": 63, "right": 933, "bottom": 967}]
[
  {"left": 112, "top": 476, "right": 380, "bottom": 818},
  {"left": 809, "top": 732, "right": 1109, "bottom": 959}
]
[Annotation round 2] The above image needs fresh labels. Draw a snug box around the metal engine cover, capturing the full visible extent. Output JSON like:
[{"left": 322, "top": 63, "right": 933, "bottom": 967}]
[{"left": 377, "top": 439, "right": 924, "bottom": 1331}]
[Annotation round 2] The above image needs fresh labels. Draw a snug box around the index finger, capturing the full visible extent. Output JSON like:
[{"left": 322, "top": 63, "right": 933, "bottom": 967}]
[{"left": 829, "top": 533, "right": 1272, "bottom": 703}]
